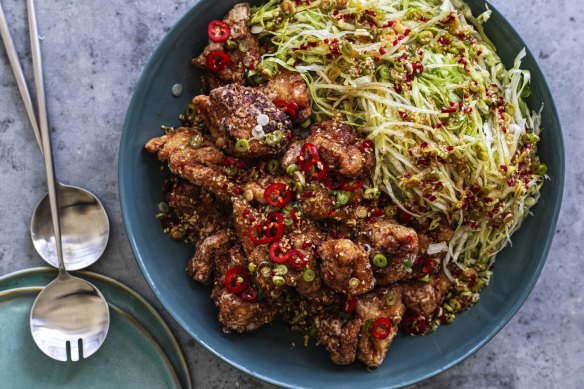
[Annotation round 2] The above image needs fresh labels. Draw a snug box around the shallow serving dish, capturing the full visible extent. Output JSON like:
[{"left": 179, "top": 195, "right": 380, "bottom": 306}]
[{"left": 119, "top": 1, "right": 564, "bottom": 387}]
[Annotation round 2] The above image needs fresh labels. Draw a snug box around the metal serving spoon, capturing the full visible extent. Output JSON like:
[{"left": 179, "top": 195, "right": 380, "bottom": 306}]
[
  {"left": 25, "top": 0, "right": 109, "bottom": 361},
  {"left": 0, "top": 3, "right": 109, "bottom": 271}
]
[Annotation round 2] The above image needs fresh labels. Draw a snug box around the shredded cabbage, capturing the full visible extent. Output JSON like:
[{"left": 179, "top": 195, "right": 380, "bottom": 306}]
[{"left": 251, "top": 0, "right": 546, "bottom": 282}]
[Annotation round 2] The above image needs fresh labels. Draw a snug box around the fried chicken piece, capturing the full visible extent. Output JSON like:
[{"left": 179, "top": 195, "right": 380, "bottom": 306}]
[
  {"left": 281, "top": 139, "right": 303, "bottom": 169},
  {"left": 211, "top": 246, "right": 278, "bottom": 333},
  {"left": 145, "top": 128, "right": 233, "bottom": 201},
  {"left": 211, "top": 282, "right": 278, "bottom": 333},
  {"left": 296, "top": 183, "right": 367, "bottom": 226},
  {"left": 318, "top": 239, "right": 375, "bottom": 296},
  {"left": 192, "top": 84, "right": 293, "bottom": 158},
  {"left": 286, "top": 225, "right": 324, "bottom": 295},
  {"left": 401, "top": 272, "right": 452, "bottom": 317},
  {"left": 355, "top": 286, "right": 405, "bottom": 367},
  {"left": 356, "top": 216, "right": 418, "bottom": 285},
  {"left": 248, "top": 245, "right": 281, "bottom": 299},
  {"left": 297, "top": 184, "right": 336, "bottom": 220},
  {"left": 231, "top": 197, "right": 261, "bottom": 256},
  {"left": 259, "top": 69, "right": 311, "bottom": 123},
  {"left": 318, "top": 316, "right": 363, "bottom": 365},
  {"left": 279, "top": 287, "right": 342, "bottom": 336},
  {"left": 187, "top": 230, "right": 234, "bottom": 283},
  {"left": 165, "top": 178, "right": 229, "bottom": 242},
  {"left": 247, "top": 224, "right": 323, "bottom": 299},
  {"left": 306, "top": 120, "right": 374, "bottom": 177},
  {"left": 192, "top": 3, "right": 260, "bottom": 86}
]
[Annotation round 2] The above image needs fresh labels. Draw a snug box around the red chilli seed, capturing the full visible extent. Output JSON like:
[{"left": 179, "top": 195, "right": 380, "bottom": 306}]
[
  {"left": 223, "top": 157, "right": 236, "bottom": 166},
  {"left": 370, "top": 208, "right": 384, "bottom": 217},
  {"left": 402, "top": 315, "right": 428, "bottom": 335},
  {"left": 288, "top": 250, "right": 308, "bottom": 270},
  {"left": 344, "top": 296, "right": 358, "bottom": 314},
  {"left": 361, "top": 139, "right": 374, "bottom": 149},
  {"left": 239, "top": 287, "right": 257, "bottom": 302}
]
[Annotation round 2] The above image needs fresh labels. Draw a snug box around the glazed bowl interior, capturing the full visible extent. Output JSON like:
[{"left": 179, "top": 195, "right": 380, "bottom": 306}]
[{"left": 119, "top": 1, "right": 564, "bottom": 387}]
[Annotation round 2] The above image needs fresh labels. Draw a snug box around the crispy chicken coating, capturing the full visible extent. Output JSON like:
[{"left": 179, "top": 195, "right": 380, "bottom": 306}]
[
  {"left": 281, "top": 139, "right": 303, "bottom": 169},
  {"left": 318, "top": 316, "right": 362, "bottom": 365},
  {"left": 144, "top": 128, "right": 233, "bottom": 201},
  {"left": 401, "top": 272, "right": 452, "bottom": 317},
  {"left": 164, "top": 179, "right": 229, "bottom": 242},
  {"left": 355, "top": 286, "right": 405, "bottom": 367},
  {"left": 187, "top": 230, "right": 234, "bottom": 283},
  {"left": 212, "top": 284, "right": 278, "bottom": 333},
  {"left": 306, "top": 120, "right": 374, "bottom": 177},
  {"left": 192, "top": 84, "right": 293, "bottom": 158},
  {"left": 356, "top": 216, "right": 419, "bottom": 285},
  {"left": 231, "top": 198, "right": 262, "bottom": 256},
  {"left": 211, "top": 246, "right": 278, "bottom": 333},
  {"left": 259, "top": 69, "right": 311, "bottom": 123},
  {"left": 318, "top": 239, "right": 375, "bottom": 295},
  {"left": 297, "top": 184, "right": 336, "bottom": 220},
  {"left": 192, "top": 3, "right": 260, "bottom": 86},
  {"left": 247, "top": 224, "right": 324, "bottom": 298}
]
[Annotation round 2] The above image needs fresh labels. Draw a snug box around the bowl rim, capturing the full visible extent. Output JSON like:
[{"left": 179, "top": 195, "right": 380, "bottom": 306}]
[{"left": 118, "top": 1, "right": 565, "bottom": 387}]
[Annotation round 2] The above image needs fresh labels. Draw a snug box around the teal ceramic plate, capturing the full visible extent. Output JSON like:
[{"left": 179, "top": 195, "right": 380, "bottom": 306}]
[
  {"left": 119, "top": 1, "right": 564, "bottom": 388},
  {"left": 0, "top": 268, "right": 191, "bottom": 389}
]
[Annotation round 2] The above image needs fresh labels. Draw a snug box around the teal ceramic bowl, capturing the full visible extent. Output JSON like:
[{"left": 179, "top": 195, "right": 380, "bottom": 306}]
[{"left": 119, "top": 1, "right": 564, "bottom": 387}]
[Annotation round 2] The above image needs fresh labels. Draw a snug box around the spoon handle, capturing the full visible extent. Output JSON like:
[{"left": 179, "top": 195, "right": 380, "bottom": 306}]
[
  {"left": 0, "top": 3, "right": 43, "bottom": 152},
  {"left": 27, "top": 0, "right": 65, "bottom": 274}
]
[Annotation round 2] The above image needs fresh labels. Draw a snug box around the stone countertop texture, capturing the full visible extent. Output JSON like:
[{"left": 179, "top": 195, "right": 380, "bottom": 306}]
[{"left": 0, "top": 0, "right": 581, "bottom": 388}]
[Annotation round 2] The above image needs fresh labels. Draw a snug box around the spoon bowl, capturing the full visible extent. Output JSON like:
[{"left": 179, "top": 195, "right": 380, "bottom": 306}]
[
  {"left": 30, "top": 272, "right": 110, "bottom": 361},
  {"left": 31, "top": 183, "right": 109, "bottom": 270},
  {"left": 0, "top": 3, "right": 110, "bottom": 270}
]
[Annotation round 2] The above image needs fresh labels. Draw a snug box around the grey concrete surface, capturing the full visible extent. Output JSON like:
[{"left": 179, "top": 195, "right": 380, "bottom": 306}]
[{"left": 0, "top": 0, "right": 582, "bottom": 388}]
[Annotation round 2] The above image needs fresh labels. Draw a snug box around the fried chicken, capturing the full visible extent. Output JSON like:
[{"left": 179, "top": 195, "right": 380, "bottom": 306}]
[
  {"left": 145, "top": 128, "right": 234, "bottom": 201},
  {"left": 401, "top": 272, "right": 452, "bottom": 318},
  {"left": 355, "top": 286, "right": 405, "bottom": 367},
  {"left": 306, "top": 120, "right": 374, "bottom": 177},
  {"left": 192, "top": 84, "right": 293, "bottom": 158},
  {"left": 356, "top": 216, "right": 419, "bottom": 285},
  {"left": 192, "top": 3, "right": 260, "bottom": 86},
  {"left": 318, "top": 239, "right": 375, "bottom": 295},
  {"left": 259, "top": 69, "right": 311, "bottom": 123},
  {"left": 211, "top": 245, "right": 278, "bottom": 333}
]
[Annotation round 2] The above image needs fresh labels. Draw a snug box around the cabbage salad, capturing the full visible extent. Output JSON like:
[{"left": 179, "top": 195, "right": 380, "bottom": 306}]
[{"left": 249, "top": 0, "right": 546, "bottom": 291}]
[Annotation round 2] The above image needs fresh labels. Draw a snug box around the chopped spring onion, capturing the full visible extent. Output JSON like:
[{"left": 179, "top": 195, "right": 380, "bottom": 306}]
[
  {"left": 268, "top": 159, "right": 280, "bottom": 174},
  {"left": 265, "top": 130, "right": 284, "bottom": 146},
  {"left": 334, "top": 190, "right": 351, "bottom": 208},
  {"left": 372, "top": 253, "right": 388, "bottom": 268},
  {"left": 286, "top": 163, "right": 300, "bottom": 176},
  {"left": 272, "top": 275, "right": 285, "bottom": 286},
  {"left": 302, "top": 269, "right": 316, "bottom": 282},
  {"left": 235, "top": 138, "right": 250, "bottom": 153}
]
